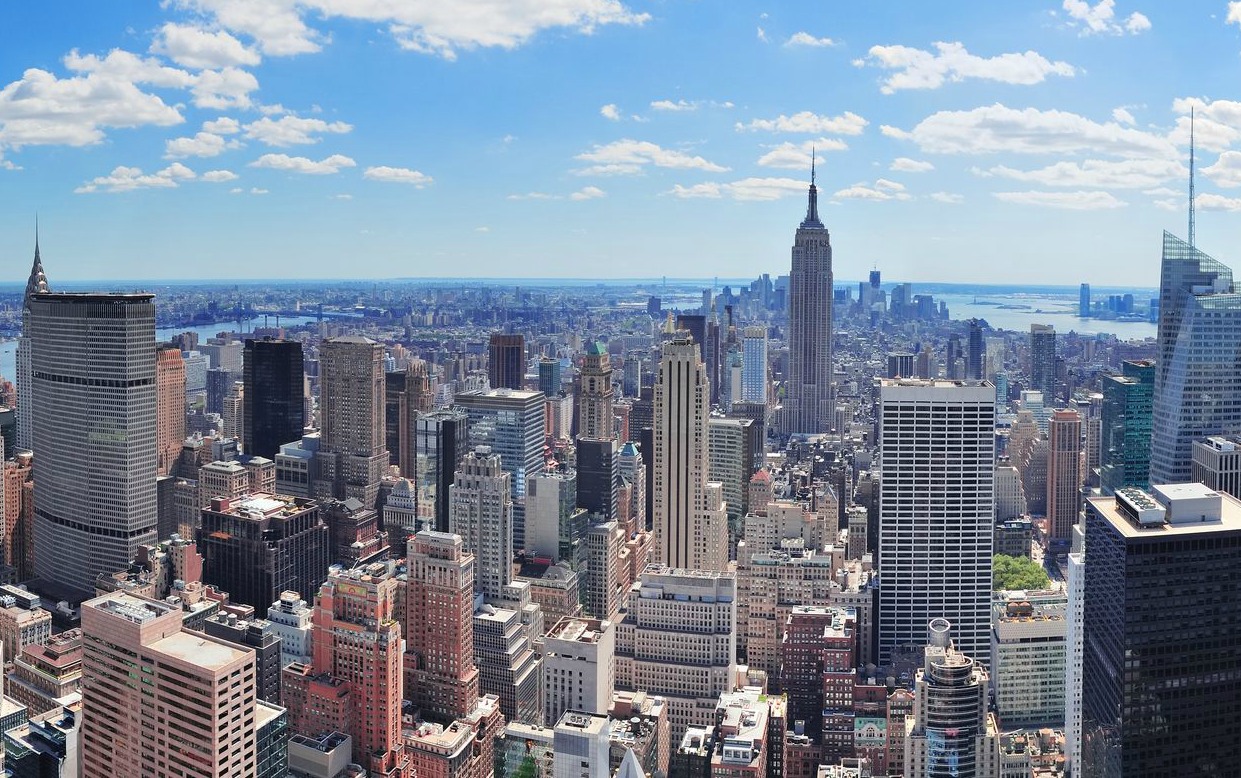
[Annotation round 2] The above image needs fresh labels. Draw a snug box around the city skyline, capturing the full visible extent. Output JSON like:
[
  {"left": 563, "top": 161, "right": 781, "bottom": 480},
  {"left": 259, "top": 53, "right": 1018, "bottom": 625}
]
[{"left": 2, "top": 2, "right": 1239, "bottom": 284}]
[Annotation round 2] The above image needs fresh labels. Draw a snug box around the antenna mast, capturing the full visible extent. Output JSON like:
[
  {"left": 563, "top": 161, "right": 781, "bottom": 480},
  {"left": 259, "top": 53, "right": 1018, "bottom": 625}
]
[{"left": 1189, "top": 106, "right": 1197, "bottom": 248}]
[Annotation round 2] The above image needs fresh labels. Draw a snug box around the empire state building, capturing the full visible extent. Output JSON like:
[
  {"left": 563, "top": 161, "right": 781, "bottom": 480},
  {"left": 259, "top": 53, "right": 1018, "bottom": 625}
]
[{"left": 785, "top": 160, "right": 834, "bottom": 435}]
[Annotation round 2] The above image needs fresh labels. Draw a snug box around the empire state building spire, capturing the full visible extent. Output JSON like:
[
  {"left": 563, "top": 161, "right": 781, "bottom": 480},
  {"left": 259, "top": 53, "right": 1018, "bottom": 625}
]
[
  {"left": 785, "top": 153, "right": 834, "bottom": 436},
  {"left": 801, "top": 148, "right": 823, "bottom": 229}
]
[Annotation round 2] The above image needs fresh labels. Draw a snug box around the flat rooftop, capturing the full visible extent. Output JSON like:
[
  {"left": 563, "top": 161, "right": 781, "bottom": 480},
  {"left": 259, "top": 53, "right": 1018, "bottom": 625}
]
[
  {"left": 149, "top": 630, "right": 249, "bottom": 671},
  {"left": 1091, "top": 486, "right": 1241, "bottom": 538}
]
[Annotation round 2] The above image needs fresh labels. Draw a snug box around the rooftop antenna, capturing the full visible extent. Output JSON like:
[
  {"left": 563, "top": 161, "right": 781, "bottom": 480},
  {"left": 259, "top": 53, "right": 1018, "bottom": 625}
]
[
  {"left": 1189, "top": 106, "right": 1197, "bottom": 248},
  {"left": 811, "top": 146, "right": 816, "bottom": 185}
]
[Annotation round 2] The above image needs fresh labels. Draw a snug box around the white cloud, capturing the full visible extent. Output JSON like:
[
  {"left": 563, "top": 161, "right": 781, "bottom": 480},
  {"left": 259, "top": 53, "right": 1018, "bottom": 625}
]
[
  {"left": 363, "top": 166, "right": 433, "bottom": 186},
  {"left": 76, "top": 162, "right": 196, "bottom": 193},
  {"left": 333, "top": 193, "right": 353, "bottom": 199},
  {"left": 570, "top": 185, "right": 606, "bottom": 200},
  {"left": 0, "top": 158, "right": 19, "bottom": 171},
  {"left": 189, "top": 66, "right": 259, "bottom": 109},
  {"left": 202, "top": 169, "right": 239, "bottom": 182},
  {"left": 1203, "top": 151, "right": 1241, "bottom": 187},
  {"left": 891, "top": 157, "right": 934, "bottom": 173},
  {"left": 1112, "top": 107, "right": 1136, "bottom": 125},
  {"left": 993, "top": 190, "right": 1127, "bottom": 209},
  {"left": 173, "top": 0, "right": 649, "bottom": 60},
  {"left": 1170, "top": 98, "right": 1241, "bottom": 151},
  {"left": 737, "top": 110, "right": 867, "bottom": 135},
  {"left": 1196, "top": 192, "right": 1241, "bottom": 211},
  {"left": 475, "top": 226, "right": 491, "bottom": 232},
  {"left": 974, "top": 158, "right": 1186, "bottom": 189},
  {"left": 165, "top": 131, "right": 239, "bottom": 158},
  {"left": 883, "top": 103, "right": 1177, "bottom": 159},
  {"left": 249, "top": 153, "right": 356, "bottom": 174},
  {"left": 1062, "top": 0, "right": 1151, "bottom": 36},
  {"left": 1153, "top": 198, "right": 1180, "bottom": 211},
  {"left": 249, "top": 187, "right": 269, "bottom": 194},
  {"left": 756, "top": 138, "right": 848, "bottom": 169},
  {"left": 651, "top": 99, "right": 697, "bottom": 112},
  {"left": 507, "top": 191, "right": 560, "bottom": 200},
  {"left": 1230, "top": 2, "right": 1241, "bottom": 26},
  {"left": 833, "top": 181, "right": 912, "bottom": 201},
  {"left": 1143, "top": 186, "right": 1180, "bottom": 196},
  {"left": 203, "top": 116, "right": 241, "bottom": 134},
  {"left": 930, "top": 191, "right": 964, "bottom": 203},
  {"left": 757, "top": 26, "right": 769, "bottom": 43},
  {"left": 668, "top": 177, "right": 808, "bottom": 201},
  {"left": 244, "top": 115, "right": 352, "bottom": 146},
  {"left": 574, "top": 139, "right": 729, "bottom": 175},
  {"left": 863, "top": 42, "right": 1074, "bottom": 94},
  {"left": 786, "top": 32, "right": 835, "bottom": 47},
  {"left": 600, "top": 104, "right": 621, "bottom": 121},
  {"left": 150, "top": 22, "right": 260, "bottom": 69}
]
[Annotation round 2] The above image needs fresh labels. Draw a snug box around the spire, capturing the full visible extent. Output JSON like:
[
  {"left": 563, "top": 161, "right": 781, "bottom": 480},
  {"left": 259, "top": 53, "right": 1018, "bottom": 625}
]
[
  {"left": 800, "top": 149, "right": 823, "bottom": 229},
  {"left": 1189, "top": 106, "right": 1197, "bottom": 248},
  {"left": 24, "top": 216, "right": 50, "bottom": 308}
]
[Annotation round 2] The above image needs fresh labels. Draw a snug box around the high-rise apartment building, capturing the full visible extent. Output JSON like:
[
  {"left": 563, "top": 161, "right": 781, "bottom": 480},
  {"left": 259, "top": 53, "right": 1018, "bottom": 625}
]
[
  {"left": 449, "top": 449, "right": 513, "bottom": 602},
  {"left": 488, "top": 333, "right": 526, "bottom": 391},
  {"left": 404, "top": 530, "right": 480, "bottom": 722},
  {"left": 1100, "top": 360, "right": 1154, "bottom": 495},
  {"left": 243, "top": 338, "right": 305, "bottom": 460},
  {"left": 785, "top": 168, "right": 834, "bottom": 435},
  {"left": 318, "top": 336, "right": 388, "bottom": 507},
  {"left": 454, "top": 388, "right": 545, "bottom": 551},
  {"left": 578, "top": 342, "right": 615, "bottom": 440},
  {"left": 198, "top": 493, "right": 330, "bottom": 610},
  {"left": 741, "top": 325, "right": 768, "bottom": 405},
  {"left": 878, "top": 379, "right": 994, "bottom": 664},
  {"left": 283, "top": 563, "right": 409, "bottom": 777},
  {"left": 31, "top": 292, "right": 158, "bottom": 599},
  {"left": 1081, "top": 484, "right": 1241, "bottom": 777},
  {"left": 967, "top": 319, "right": 985, "bottom": 380},
  {"left": 1150, "top": 232, "right": 1241, "bottom": 484},
  {"left": 707, "top": 416, "right": 759, "bottom": 551},
  {"left": 653, "top": 335, "right": 727, "bottom": 572},
  {"left": 390, "top": 359, "right": 433, "bottom": 477},
  {"left": 1046, "top": 409, "right": 1082, "bottom": 545},
  {"left": 1029, "top": 323, "right": 1057, "bottom": 401},
  {"left": 15, "top": 234, "right": 49, "bottom": 453},
  {"left": 415, "top": 408, "right": 469, "bottom": 532},
  {"left": 615, "top": 567, "right": 737, "bottom": 738},
  {"left": 156, "top": 345, "right": 186, "bottom": 477},
  {"left": 81, "top": 592, "right": 259, "bottom": 777}
]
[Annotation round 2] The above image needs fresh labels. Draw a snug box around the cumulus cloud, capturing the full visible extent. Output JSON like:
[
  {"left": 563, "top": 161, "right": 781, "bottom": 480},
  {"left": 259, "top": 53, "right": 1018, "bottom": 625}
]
[
  {"left": 882, "top": 103, "right": 1177, "bottom": 159},
  {"left": 668, "top": 177, "right": 808, "bottom": 201},
  {"left": 930, "top": 192, "right": 964, "bottom": 204},
  {"left": 600, "top": 104, "right": 621, "bottom": 121},
  {"left": 737, "top": 110, "right": 867, "bottom": 135},
  {"left": 833, "top": 180, "right": 912, "bottom": 201},
  {"left": 203, "top": 116, "right": 241, "bottom": 134},
  {"left": 164, "top": 130, "right": 240, "bottom": 158},
  {"left": 249, "top": 153, "right": 356, "bottom": 174},
  {"left": 244, "top": 115, "right": 353, "bottom": 146},
  {"left": 150, "top": 22, "right": 260, "bottom": 69},
  {"left": 993, "top": 190, "right": 1127, "bottom": 209},
  {"left": 757, "top": 26, "right": 769, "bottom": 43},
  {"left": 202, "top": 169, "right": 239, "bottom": 182},
  {"left": 75, "top": 162, "right": 196, "bottom": 193},
  {"left": 786, "top": 32, "right": 835, "bottom": 47},
  {"left": 862, "top": 42, "right": 1074, "bottom": 94},
  {"left": 1202, "top": 151, "right": 1241, "bottom": 187},
  {"left": 171, "top": 0, "right": 649, "bottom": 60},
  {"left": 974, "top": 158, "right": 1186, "bottom": 189},
  {"left": 1196, "top": 192, "right": 1241, "bottom": 211},
  {"left": 651, "top": 99, "right": 697, "bottom": 112},
  {"left": 570, "top": 185, "right": 606, "bottom": 200},
  {"left": 363, "top": 166, "right": 433, "bottom": 186},
  {"left": 1112, "top": 107, "right": 1136, "bottom": 125},
  {"left": 574, "top": 139, "right": 729, "bottom": 175},
  {"left": 1170, "top": 98, "right": 1241, "bottom": 151},
  {"left": 891, "top": 157, "right": 934, "bottom": 173},
  {"left": 755, "top": 138, "right": 848, "bottom": 169},
  {"left": 1062, "top": 0, "right": 1150, "bottom": 36}
]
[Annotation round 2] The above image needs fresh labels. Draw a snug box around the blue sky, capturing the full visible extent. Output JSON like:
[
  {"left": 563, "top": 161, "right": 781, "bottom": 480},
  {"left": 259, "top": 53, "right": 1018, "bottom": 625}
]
[{"left": 2, "top": 1, "right": 1240, "bottom": 285}]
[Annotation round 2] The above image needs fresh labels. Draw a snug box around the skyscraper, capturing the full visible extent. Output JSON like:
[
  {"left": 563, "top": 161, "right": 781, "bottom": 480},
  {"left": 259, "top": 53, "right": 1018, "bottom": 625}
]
[
  {"left": 15, "top": 231, "right": 49, "bottom": 454},
  {"left": 488, "top": 333, "right": 526, "bottom": 391},
  {"left": 878, "top": 379, "right": 995, "bottom": 664},
  {"left": 577, "top": 342, "right": 615, "bottom": 440},
  {"left": 653, "top": 334, "right": 727, "bottom": 572},
  {"left": 1150, "top": 231, "right": 1241, "bottom": 485},
  {"left": 450, "top": 448, "right": 513, "bottom": 602},
  {"left": 1046, "top": 409, "right": 1083, "bottom": 545},
  {"left": 318, "top": 336, "right": 388, "bottom": 507},
  {"left": 1029, "top": 324, "right": 1057, "bottom": 401},
  {"left": 415, "top": 409, "right": 469, "bottom": 532},
  {"left": 966, "top": 319, "right": 985, "bottom": 380},
  {"left": 1099, "top": 360, "right": 1155, "bottom": 495},
  {"left": 785, "top": 164, "right": 834, "bottom": 435},
  {"left": 155, "top": 344, "right": 186, "bottom": 477},
  {"left": 31, "top": 292, "right": 158, "bottom": 599},
  {"left": 741, "top": 325, "right": 768, "bottom": 404},
  {"left": 538, "top": 355, "right": 562, "bottom": 397},
  {"left": 1079, "top": 283, "right": 1091, "bottom": 317},
  {"left": 243, "top": 338, "right": 305, "bottom": 460},
  {"left": 389, "top": 359, "right": 433, "bottom": 477},
  {"left": 1081, "top": 485, "right": 1241, "bottom": 777}
]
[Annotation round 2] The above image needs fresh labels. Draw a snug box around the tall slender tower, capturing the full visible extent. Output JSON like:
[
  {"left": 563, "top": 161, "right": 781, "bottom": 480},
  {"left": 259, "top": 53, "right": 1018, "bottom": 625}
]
[
  {"left": 318, "top": 336, "right": 387, "bottom": 507},
  {"left": 741, "top": 325, "right": 768, "bottom": 404},
  {"left": 243, "top": 338, "right": 305, "bottom": 460},
  {"left": 15, "top": 228, "right": 49, "bottom": 453},
  {"left": 31, "top": 292, "right": 158, "bottom": 598},
  {"left": 577, "top": 342, "right": 615, "bottom": 440},
  {"left": 1029, "top": 324, "right": 1058, "bottom": 401},
  {"left": 155, "top": 344, "right": 186, "bottom": 477},
  {"left": 1046, "top": 409, "right": 1083, "bottom": 544},
  {"left": 785, "top": 158, "right": 834, "bottom": 435},
  {"left": 653, "top": 334, "right": 727, "bottom": 572},
  {"left": 449, "top": 449, "right": 513, "bottom": 602}
]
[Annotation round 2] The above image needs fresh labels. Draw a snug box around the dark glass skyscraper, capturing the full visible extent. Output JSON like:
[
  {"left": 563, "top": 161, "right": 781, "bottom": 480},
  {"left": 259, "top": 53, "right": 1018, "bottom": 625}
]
[
  {"left": 488, "top": 333, "right": 526, "bottom": 391},
  {"left": 243, "top": 338, "right": 305, "bottom": 460},
  {"left": 1099, "top": 359, "right": 1154, "bottom": 495},
  {"left": 1029, "top": 323, "right": 1057, "bottom": 401}
]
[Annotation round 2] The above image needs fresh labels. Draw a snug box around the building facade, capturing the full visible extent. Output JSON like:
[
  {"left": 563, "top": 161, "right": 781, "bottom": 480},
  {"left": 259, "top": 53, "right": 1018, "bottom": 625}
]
[{"left": 784, "top": 170, "right": 834, "bottom": 435}]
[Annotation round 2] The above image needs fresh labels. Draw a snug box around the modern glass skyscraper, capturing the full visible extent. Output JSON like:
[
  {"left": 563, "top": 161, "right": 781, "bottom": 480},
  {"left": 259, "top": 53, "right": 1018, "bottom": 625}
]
[
  {"left": 1099, "top": 359, "right": 1154, "bottom": 495},
  {"left": 785, "top": 167, "right": 833, "bottom": 435},
  {"left": 488, "top": 332, "right": 526, "bottom": 391},
  {"left": 243, "top": 338, "right": 305, "bottom": 460},
  {"left": 1029, "top": 323, "right": 1057, "bottom": 401},
  {"left": 31, "top": 292, "right": 158, "bottom": 598},
  {"left": 1150, "top": 231, "right": 1241, "bottom": 485},
  {"left": 415, "top": 408, "right": 469, "bottom": 533},
  {"left": 741, "top": 325, "right": 767, "bottom": 404}
]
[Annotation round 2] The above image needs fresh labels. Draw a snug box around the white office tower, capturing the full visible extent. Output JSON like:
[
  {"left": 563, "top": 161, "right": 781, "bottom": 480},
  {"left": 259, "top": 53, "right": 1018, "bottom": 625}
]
[
  {"left": 784, "top": 165, "right": 834, "bottom": 435},
  {"left": 615, "top": 567, "right": 737, "bottom": 739},
  {"left": 905, "top": 619, "right": 1000, "bottom": 778},
  {"left": 878, "top": 379, "right": 995, "bottom": 665},
  {"left": 741, "top": 326, "right": 768, "bottom": 404},
  {"left": 542, "top": 616, "right": 615, "bottom": 726},
  {"left": 450, "top": 447, "right": 513, "bottom": 603},
  {"left": 653, "top": 335, "right": 727, "bottom": 572},
  {"left": 1064, "top": 523, "right": 1085, "bottom": 777},
  {"left": 31, "top": 292, "right": 158, "bottom": 598}
]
